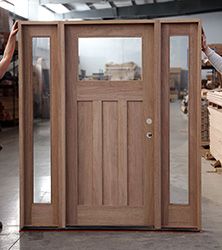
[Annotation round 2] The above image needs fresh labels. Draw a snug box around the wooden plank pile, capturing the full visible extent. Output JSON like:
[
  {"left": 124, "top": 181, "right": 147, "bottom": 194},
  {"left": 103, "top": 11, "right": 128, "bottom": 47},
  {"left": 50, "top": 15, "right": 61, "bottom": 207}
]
[
  {"left": 105, "top": 61, "right": 141, "bottom": 81},
  {"left": 201, "top": 97, "right": 209, "bottom": 146},
  {"left": 207, "top": 90, "right": 222, "bottom": 164},
  {"left": 0, "top": 97, "right": 18, "bottom": 121},
  {"left": 209, "top": 44, "right": 222, "bottom": 56}
]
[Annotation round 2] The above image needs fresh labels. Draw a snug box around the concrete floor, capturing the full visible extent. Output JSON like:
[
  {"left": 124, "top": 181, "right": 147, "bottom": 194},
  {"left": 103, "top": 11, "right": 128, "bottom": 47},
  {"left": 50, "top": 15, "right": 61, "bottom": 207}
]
[{"left": 1, "top": 102, "right": 222, "bottom": 249}]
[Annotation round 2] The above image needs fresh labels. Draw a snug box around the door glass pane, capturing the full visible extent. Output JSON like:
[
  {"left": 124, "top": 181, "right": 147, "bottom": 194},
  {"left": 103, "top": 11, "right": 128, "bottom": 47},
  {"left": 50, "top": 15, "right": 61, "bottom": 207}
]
[
  {"left": 32, "top": 37, "right": 51, "bottom": 203},
  {"left": 169, "top": 36, "right": 189, "bottom": 204},
  {"left": 78, "top": 37, "right": 142, "bottom": 81}
]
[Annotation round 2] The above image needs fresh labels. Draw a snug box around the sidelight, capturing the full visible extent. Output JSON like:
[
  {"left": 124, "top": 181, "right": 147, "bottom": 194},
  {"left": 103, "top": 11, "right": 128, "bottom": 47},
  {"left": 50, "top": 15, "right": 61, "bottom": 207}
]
[
  {"left": 169, "top": 36, "right": 189, "bottom": 204},
  {"left": 32, "top": 37, "right": 51, "bottom": 203}
]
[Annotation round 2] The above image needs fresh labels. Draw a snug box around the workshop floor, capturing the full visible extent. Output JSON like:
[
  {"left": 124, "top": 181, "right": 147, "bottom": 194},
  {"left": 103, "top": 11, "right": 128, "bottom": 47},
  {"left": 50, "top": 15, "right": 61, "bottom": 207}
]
[{"left": 1, "top": 102, "right": 222, "bottom": 249}]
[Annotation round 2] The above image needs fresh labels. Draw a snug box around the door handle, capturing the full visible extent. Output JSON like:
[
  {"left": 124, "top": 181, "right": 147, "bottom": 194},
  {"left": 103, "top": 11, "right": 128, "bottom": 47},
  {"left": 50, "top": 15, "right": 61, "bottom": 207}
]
[{"left": 146, "top": 118, "right": 152, "bottom": 125}]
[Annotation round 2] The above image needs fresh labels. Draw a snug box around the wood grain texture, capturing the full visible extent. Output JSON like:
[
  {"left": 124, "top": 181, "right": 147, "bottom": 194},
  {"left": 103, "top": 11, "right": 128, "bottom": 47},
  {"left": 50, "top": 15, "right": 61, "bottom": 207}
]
[
  {"left": 19, "top": 19, "right": 200, "bottom": 26},
  {"left": 190, "top": 22, "right": 201, "bottom": 230},
  {"left": 103, "top": 101, "right": 118, "bottom": 206},
  {"left": 153, "top": 20, "right": 162, "bottom": 229},
  {"left": 65, "top": 26, "right": 78, "bottom": 225},
  {"left": 142, "top": 24, "right": 154, "bottom": 225},
  {"left": 23, "top": 27, "right": 33, "bottom": 226},
  {"left": 92, "top": 101, "right": 103, "bottom": 205},
  {"left": 57, "top": 22, "right": 66, "bottom": 228},
  {"left": 77, "top": 206, "right": 146, "bottom": 226},
  {"left": 77, "top": 82, "right": 143, "bottom": 101},
  {"left": 208, "top": 106, "right": 222, "bottom": 164},
  {"left": 78, "top": 102, "right": 93, "bottom": 205},
  {"left": 50, "top": 25, "right": 59, "bottom": 227},
  {"left": 32, "top": 204, "right": 57, "bottom": 226},
  {"left": 118, "top": 100, "right": 128, "bottom": 206},
  {"left": 161, "top": 24, "right": 170, "bottom": 227},
  {"left": 18, "top": 22, "right": 25, "bottom": 229},
  {"left": 127, "top": 101, "right": 144, "bottom": 207}
]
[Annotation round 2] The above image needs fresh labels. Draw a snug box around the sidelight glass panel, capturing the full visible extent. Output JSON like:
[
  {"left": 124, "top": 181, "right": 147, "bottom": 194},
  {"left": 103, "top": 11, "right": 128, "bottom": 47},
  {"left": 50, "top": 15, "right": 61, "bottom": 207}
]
[
  {"left": 78, "top": 37, "right": 142, "bottom": 81},
  {"left": 32, "top": 37, "right": 51, "bottom": 203},
  {"left": 169, "top": 36, "right": 189, "bottom": 204}
]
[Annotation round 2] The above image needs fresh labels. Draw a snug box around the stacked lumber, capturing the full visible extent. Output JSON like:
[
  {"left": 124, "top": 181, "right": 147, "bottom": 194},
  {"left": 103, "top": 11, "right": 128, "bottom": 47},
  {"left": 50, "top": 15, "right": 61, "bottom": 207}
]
[
  {"left": 207, "top": 89, "right": 222, "bottom": 106},
  {"left": 105, "top": 61, "right": 141, "bottom": 81},
  {"left": 207, "top": 90, "right": 222, "bottom": 163},
  {"left": 209, "top": 44, "right": 222, "bottom": 56},
  {"left": 0, "top": 97, "right": 18, "bottom": 121},
  {"left": 201, "top": 98, "right": 209, "bottom": 145}
]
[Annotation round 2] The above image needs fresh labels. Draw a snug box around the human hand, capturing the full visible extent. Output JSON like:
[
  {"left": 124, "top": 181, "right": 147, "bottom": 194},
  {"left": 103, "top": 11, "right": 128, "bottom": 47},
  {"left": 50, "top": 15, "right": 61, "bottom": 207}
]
[
  {"left": 201, "top": 28, "right": 208, "bottom": 53},
  {"left": 10, "top": 21, "right": 18, "bottom": 37}
]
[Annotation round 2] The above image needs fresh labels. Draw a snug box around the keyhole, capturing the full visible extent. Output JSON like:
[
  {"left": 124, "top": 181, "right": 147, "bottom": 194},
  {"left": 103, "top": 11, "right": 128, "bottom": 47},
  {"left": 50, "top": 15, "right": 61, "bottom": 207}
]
[{"left": 146, "top": 132, "right": 152, "bottom": 139}]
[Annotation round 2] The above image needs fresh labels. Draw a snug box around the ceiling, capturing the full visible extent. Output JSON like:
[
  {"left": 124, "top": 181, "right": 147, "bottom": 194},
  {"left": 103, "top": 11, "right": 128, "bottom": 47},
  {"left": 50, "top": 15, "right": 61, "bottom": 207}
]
[
  {"left": 2, "top": 0, "right": 222, "bottom": 20},
  {"left": 41, "top": 0, "right": 168, "bottom": 12},
  {"left": 39, "top": 0, "right": 222, "bottom": 19}
]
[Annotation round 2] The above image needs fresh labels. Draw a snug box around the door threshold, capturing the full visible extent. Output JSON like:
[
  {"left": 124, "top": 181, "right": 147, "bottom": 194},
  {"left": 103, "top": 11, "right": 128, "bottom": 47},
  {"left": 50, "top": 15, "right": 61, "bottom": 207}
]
[
  {"left": 66, "top": 225, "right": 155, "bottom": 231},
  {"left": 22, "top": 225, "right": 154, "bottom": 231},
  {"left": 22, "top": 225, "right": 200, "bottom": 232}
]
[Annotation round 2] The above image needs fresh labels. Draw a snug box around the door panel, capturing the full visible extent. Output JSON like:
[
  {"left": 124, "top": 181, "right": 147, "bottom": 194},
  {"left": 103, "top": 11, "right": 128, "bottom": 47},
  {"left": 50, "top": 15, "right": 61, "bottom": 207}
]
[
  {"left": 66, "top": 24, "right": 154, "bottom": 226},
  {"left": 76, "top": 100, "right": 148, "bottom": 223},
  {"left": 77, "top": 101, "right": 93, "bottom": 206},
  {"left": 103, "top": 101, "right": 118, "bottom": 206}
]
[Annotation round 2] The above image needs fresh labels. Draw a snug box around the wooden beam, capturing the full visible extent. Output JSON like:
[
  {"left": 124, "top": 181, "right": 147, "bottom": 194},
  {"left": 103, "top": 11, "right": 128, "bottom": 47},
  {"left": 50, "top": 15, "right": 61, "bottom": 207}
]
[
  {"left": 86, "top": 3, "right": 96, "bottom": 10},
  {"left": 108, "top": 1, "right": 116, "bottom": 8},
  {"left": 131, "top": 0, "right": 137, "bottom": 6}
]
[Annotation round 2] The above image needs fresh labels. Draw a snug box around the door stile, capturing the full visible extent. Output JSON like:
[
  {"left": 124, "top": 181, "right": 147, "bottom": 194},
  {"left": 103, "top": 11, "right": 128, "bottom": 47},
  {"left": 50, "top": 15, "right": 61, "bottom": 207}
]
[
  {"left": 161, "top": 23, "right": 170, "bottom": 227},
  {"left": 153, "top": 20, "right": 162, "bottom": 230},
  {"left": 142, "top": 23, "right": 155, "bottom": 226},
  {"left": 57, "top": 22, "right": 66, "bottom": 228},
  {"left": 19, "top": 24, "right": 33, "bottom": 227},
  {"left": 65, "top": 25, "right": 78, "bottom": 225},
  {"left": 188, "top": 23, "right": 201, "bottom": 230}
]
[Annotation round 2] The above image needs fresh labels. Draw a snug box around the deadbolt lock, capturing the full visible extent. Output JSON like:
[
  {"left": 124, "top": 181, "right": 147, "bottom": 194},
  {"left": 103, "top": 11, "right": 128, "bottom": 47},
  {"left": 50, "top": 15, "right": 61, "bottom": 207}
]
[{"left": 146, "top": 132, "right": 152, "bottom": 139}]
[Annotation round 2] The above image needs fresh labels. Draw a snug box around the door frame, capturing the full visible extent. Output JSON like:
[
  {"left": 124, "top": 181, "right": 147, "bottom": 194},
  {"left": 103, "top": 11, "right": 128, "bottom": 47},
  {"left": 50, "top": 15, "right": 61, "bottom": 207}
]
[{"left": 19, "top": 19, "right": 201, "bottom": 230}]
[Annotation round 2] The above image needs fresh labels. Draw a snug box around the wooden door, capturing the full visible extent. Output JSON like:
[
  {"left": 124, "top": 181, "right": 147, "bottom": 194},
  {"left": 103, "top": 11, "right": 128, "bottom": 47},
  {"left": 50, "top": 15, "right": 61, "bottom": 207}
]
[
  {"left": 19, "top": 20, "right": 201, "bottom": 230},
  {"left": 65, "top": 24, "right": 155, "bottom": 226}
]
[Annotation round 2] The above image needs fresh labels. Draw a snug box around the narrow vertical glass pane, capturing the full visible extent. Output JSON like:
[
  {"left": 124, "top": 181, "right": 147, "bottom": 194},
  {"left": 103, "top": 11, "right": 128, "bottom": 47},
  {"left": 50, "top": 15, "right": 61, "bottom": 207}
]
[
  {"left": 169, "top": 36, "right": 189, "bottom": 204},
  {"left": 78, "top": 37, "right": 142, "bottom": 81},
  {"left": 32, "top": 37, "right": 51, "bottom": 203}
]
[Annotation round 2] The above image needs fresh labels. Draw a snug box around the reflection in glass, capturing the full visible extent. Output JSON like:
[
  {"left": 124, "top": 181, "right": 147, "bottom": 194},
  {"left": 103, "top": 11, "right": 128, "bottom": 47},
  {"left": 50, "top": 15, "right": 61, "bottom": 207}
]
[
  {"left": 169, "top": 36, "right": 189, "bottom": 204},
  {"left": 78, "top": 37, "right": 142, "bottom": 81},
  {"left": 32, "top": 37, "right": 51, "bottom": 203}
]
